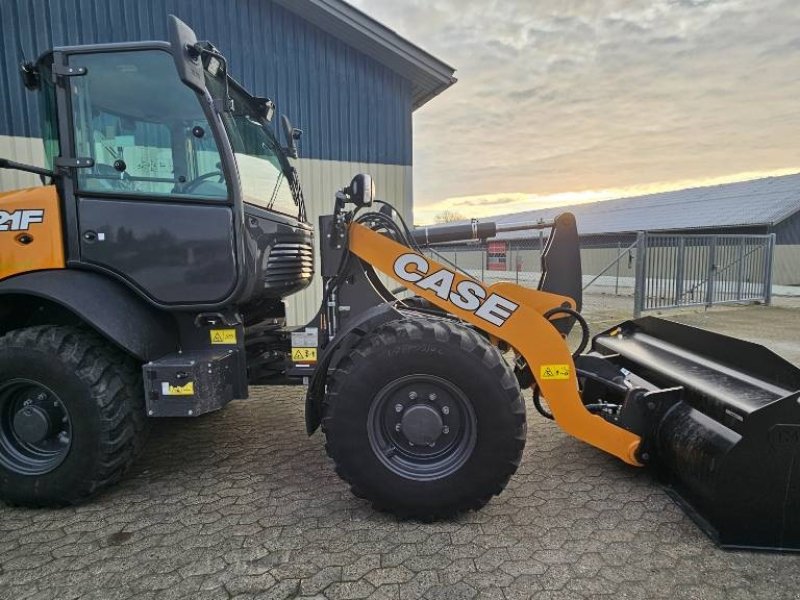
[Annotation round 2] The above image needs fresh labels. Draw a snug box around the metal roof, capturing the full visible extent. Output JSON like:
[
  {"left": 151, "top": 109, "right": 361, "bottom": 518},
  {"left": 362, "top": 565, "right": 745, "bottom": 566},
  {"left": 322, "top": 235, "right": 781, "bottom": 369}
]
[
  {"left": 272, "top": 0, "right": 457, "bottom": 109},
  {"left": 483, "top": 174, "right": 800, "bottom": 239}
]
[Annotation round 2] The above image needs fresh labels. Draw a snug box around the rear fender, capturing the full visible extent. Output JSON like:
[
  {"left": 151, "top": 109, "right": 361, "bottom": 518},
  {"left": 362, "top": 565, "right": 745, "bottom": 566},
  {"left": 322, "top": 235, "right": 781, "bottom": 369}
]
[{"left": 0, "top": 270, "right": 176, "bottom": 361}]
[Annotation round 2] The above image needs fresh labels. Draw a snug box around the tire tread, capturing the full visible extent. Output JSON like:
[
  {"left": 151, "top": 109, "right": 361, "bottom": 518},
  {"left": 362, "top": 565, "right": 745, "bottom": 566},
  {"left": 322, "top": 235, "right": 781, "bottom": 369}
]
[
  {"left": 322, "top": 317, "right": 526, "bottom": 519},
  {"left": 0, "top": 325, "right": 146, "bottom": 507}
]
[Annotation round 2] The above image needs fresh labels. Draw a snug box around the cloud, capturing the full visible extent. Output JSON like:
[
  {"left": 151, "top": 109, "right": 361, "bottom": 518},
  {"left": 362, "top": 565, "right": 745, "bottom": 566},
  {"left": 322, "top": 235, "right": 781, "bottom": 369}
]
[{"left": 350, "top": 0, "right": 800, "bottom": 220}]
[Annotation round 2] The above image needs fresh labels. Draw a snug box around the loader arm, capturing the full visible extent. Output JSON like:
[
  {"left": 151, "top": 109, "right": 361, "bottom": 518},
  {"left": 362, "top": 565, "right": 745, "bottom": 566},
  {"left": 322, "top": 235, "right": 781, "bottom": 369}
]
[{"left": 347, "top": 222, "right": 643, "bottom": 466}]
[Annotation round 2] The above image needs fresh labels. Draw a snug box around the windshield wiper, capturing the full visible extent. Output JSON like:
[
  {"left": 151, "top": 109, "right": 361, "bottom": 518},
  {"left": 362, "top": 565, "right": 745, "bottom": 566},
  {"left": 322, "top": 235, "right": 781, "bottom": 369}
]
[{"left": 266, "top": 177, "right": 283, "bottom": 211}]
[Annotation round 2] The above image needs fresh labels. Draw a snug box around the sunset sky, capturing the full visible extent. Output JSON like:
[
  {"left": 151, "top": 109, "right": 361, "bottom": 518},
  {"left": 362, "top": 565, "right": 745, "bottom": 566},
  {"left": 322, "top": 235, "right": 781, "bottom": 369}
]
[{"left": 351, "top": 0, "right": 800, "bottom": 224}]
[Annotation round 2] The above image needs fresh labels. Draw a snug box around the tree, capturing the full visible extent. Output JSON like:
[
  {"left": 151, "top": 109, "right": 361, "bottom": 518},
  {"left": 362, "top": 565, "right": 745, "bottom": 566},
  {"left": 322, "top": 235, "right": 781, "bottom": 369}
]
[{"left": 433, "top": 210, "right": 466, "bottom": 224}]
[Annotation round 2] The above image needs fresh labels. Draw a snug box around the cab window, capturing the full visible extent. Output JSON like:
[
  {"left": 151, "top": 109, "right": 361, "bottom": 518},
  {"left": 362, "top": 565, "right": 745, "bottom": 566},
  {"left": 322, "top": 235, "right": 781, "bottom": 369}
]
[
  {"left": 36, "top": 57, "right": 60, "bottom": 171},
  {"left": 70, "top": 49, "right": 228, "bottom": 200}
]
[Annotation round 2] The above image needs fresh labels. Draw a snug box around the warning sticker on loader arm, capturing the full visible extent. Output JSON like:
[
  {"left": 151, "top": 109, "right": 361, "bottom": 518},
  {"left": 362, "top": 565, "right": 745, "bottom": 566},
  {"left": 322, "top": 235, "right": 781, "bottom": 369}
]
[{"left": 540, "top": 364, "right": 571, "bottom": 380}]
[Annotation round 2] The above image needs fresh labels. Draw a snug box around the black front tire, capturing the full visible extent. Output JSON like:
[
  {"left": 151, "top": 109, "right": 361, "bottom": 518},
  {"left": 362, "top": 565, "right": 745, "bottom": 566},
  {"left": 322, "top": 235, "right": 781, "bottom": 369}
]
[
  {"left": 323, "top": 318, "right": 526, "bottom": 518},
  {"left": 0, "top": 326, "right": 146, "bottom": 507}
]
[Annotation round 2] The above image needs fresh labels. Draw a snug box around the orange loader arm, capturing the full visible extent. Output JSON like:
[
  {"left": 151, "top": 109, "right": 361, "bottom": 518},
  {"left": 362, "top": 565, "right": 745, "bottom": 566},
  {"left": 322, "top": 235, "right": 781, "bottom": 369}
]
[{"left": 348, "top": 221, "right": 643, "bottom": 467}]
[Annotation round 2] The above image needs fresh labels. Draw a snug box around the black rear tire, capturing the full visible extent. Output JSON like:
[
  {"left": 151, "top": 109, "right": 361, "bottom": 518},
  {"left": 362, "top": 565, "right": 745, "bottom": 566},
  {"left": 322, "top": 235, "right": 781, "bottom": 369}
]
[
  {"left": 0, "top": 326, "right": 146, "bottom": 507},
  {"left": 323, "top": 318, "right": 526, "bottom": 518}
]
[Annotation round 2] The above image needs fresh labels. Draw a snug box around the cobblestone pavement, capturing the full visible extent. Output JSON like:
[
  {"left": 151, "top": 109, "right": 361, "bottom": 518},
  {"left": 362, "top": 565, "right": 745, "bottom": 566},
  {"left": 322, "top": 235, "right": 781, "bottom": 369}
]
[
  {"left": 3, "top": 301, "right": 800, "bottom": 599},
  {"left": 2, "top": 383, "right": 800, "bottom": 600}
]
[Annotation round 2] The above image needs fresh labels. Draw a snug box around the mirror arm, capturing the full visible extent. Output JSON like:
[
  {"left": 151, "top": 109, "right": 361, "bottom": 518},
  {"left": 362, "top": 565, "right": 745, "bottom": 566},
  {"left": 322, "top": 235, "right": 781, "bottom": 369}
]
[{"left": 0, "top": 158, "right": 56, "bottom": 184}]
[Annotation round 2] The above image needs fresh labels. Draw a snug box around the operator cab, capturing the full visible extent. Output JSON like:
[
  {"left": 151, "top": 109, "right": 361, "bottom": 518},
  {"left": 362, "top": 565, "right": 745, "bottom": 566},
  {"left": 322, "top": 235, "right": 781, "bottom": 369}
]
[{"left": 16, "top": 16, "right": 313, "bottom": 311}]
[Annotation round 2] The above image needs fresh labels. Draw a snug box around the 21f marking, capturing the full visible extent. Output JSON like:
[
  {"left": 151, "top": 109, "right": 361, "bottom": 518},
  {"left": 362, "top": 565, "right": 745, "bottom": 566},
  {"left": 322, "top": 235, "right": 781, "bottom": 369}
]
[{"left": 0, "top": 209, "right": 44, "bottom": 231}]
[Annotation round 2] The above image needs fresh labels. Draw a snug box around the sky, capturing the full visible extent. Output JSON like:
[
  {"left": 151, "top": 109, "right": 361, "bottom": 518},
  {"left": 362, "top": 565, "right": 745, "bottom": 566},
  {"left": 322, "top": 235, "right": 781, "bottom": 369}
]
[{"left": 350, "top": 0, "right": 800, "bottom": 224}]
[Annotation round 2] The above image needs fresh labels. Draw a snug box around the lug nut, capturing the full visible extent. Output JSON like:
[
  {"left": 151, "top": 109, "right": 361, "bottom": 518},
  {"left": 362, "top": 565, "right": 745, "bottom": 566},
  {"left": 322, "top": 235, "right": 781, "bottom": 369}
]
[
  {"left": 441, "top": 406, "right": 450, "bottom": 415},
  {"left": 442, "top": 426, "right": 450, "bottom": 435},
  {"left": 395, "top": 403, "right": 404, "bottom": 413},
  {"left": 408, "top": 391, "right": 418, "bottom": 400},
  {"left": 395, "top": 423, "right": 402, "bottom": 432},
  {"left": 428, "top": 393, "right": 437, "bottom": 401}
]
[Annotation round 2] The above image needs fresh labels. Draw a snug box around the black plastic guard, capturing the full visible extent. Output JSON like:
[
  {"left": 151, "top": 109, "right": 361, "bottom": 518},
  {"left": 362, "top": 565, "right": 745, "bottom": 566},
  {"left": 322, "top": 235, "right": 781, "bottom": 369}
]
[{"left": 538, "top": 213, "right": 582, "bottom": 312}]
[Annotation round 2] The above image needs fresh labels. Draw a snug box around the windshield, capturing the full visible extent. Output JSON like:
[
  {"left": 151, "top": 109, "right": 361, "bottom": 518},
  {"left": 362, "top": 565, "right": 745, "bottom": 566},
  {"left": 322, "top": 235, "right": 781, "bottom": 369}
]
[{"left": 205, "top": 73, "right": 301, "bottom": 219}]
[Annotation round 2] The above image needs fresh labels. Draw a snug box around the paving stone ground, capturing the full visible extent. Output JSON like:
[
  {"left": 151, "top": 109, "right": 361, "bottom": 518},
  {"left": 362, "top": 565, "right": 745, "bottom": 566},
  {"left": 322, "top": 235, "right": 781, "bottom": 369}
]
[{"left": 2, "top": 301, "right": 800, "bottom": 599}]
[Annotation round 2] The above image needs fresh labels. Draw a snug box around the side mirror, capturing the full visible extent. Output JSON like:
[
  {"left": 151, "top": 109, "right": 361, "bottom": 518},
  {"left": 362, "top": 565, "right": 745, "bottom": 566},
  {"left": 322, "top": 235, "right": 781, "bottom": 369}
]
[
  {"left": 281, "top": 115, "right": 303, "bottom": 159},
  {"left": 167, "top": 15, "right": 206, "bottom": 93},
  {"left": 346, "top": 174, "right": 375, "bottom": 208}
]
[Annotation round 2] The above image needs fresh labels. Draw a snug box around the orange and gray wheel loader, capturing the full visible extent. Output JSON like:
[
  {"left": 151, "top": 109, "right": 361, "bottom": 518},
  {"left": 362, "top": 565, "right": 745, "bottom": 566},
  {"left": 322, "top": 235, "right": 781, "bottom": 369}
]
[{"left": 1, "top": 16, "right": 798, "bottom": 551}]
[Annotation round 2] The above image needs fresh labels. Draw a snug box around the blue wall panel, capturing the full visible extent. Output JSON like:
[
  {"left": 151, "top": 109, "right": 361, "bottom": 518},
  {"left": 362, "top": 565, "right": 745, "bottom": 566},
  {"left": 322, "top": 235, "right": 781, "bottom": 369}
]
[
  {"left": 774, "top": 214, "right": 800, "bottom": 245},
  {"left": 0, "top": 0, "right": 413, "bottom": 165}
]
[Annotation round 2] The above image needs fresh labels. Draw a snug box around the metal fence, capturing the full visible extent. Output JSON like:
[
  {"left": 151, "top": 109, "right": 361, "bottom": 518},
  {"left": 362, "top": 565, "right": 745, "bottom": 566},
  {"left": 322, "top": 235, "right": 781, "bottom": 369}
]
[
  {"left": 423, "top": 230, "right": 780, "bottom": 318},
  {"left": 634, "top": 232, "right": 775, "bottom": 316}
]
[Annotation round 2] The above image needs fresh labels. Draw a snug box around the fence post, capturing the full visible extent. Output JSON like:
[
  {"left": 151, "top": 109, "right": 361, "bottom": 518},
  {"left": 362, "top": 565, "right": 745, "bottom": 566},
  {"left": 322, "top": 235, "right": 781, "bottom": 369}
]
[
  {"left": 736, "top": 237, "right": 745, "bottom": 301},
  {"left": 705, "top": 236, "right": 717, "bottom": 308},
  {"left": 481, "top": 246, "right": 485, "bottom": 281},
  {"left": 675, "top": 237, "right": 685, "bottom": 306},
  {"left": 633, "top": 231, "right": 647, "bottom": 318},
  {"left": 615, "top": 242, "right": 621, "bottom": 296},
  {"left": 764, "top": 233, "right": 776, "bottom": 306}
]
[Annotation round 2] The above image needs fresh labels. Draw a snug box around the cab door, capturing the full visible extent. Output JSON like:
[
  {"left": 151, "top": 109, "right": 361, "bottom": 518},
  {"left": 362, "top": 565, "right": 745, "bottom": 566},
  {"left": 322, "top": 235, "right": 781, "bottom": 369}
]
[{"left": 63, "top": 47, "right": 238, "bottom": 306}]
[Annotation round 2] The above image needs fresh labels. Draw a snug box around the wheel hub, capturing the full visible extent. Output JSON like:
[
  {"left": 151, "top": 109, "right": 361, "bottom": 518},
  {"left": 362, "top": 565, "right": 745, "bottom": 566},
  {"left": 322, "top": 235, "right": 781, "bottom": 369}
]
[
  {"left": 12, "top": 405, "right": 52, "bottom": 444},
  {"left": 0, "top": 380, "right": 72, "bottom": 476},
  {"left": 400, "top": 404, "right": 443, "bottom": 446},
  {"left": 368, "top": 374, "right": 477, "bottom": 481}
]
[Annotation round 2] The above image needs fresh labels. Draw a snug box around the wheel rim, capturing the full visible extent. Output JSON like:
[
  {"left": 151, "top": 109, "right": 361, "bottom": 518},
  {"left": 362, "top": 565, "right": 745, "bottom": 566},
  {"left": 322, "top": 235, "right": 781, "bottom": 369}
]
[
  {"left": 0, "top": 379, "right": 72, "bottom": 475},
  {"left": 367, "top": 374, "right": 477, "bottom": 481}
]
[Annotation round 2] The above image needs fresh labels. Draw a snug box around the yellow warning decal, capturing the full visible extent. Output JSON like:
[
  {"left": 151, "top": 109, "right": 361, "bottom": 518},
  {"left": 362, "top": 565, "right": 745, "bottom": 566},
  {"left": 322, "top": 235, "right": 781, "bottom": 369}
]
[
  {"left": 210, "top": 329, "right": 237, "bottom": 345},
  {"left": 540, "top": 364, "right": 571, "bottom": 380},
  {"left": 292, "top": 347, "right": 317, "bottom": 362},
  {"left": 161, "top": 381, "right": 195, "bottom": 396}
]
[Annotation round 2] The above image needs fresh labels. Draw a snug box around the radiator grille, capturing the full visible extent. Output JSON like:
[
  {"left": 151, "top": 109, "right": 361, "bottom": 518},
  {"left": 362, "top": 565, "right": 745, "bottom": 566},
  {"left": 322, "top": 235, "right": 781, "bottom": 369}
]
[{"left": 265, "top": 242, "right": 314, "bottom": 286}]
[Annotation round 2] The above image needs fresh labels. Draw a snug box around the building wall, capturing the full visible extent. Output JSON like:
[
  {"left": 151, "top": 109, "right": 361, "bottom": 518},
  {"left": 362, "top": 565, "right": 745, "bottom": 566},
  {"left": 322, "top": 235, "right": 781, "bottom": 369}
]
[
  {"left": 292, "top": 157, "right": 411, "bottom": 324},
  {"left": 773, "top": 247, "right": 800, "bottom": 286},
  {"left": 0, "top": 0, "right": 415, "bottom": 324},
  {"left": 774, "top": 212, "right": 800, "bottom": 245}
]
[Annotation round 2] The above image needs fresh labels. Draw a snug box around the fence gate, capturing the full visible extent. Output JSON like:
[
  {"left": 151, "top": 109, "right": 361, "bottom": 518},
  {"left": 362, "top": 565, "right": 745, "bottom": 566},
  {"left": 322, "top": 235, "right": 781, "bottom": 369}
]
[{"left": 634, "top": 232, "right": 776, "bottom": 317}]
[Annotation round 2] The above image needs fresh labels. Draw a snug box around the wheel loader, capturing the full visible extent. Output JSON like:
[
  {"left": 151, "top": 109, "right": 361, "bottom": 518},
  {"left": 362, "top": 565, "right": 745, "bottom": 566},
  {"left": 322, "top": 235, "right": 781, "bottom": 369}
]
[{"left": 1, "top": 16, "right": 799, "bottom": 551}]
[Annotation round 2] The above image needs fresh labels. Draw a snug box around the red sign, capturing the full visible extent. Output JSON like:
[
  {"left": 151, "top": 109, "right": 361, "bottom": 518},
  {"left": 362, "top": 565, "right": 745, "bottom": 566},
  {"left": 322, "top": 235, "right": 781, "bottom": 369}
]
[{"left": 486, "top": 241, "right": 507, "bottom": 271}]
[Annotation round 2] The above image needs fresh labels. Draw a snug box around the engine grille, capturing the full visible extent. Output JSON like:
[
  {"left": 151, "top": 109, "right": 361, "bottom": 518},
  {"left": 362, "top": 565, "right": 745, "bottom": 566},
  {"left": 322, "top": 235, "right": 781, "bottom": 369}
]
[{"left": 264, "top": 242, "right": 314, "bottom": 287}]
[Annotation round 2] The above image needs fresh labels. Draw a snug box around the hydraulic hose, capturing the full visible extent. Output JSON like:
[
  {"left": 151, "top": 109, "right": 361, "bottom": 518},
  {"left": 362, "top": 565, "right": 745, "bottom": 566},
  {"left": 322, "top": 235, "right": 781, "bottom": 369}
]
[{"left": 531, "top": 306, "right": 591, "bottom": 421}]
